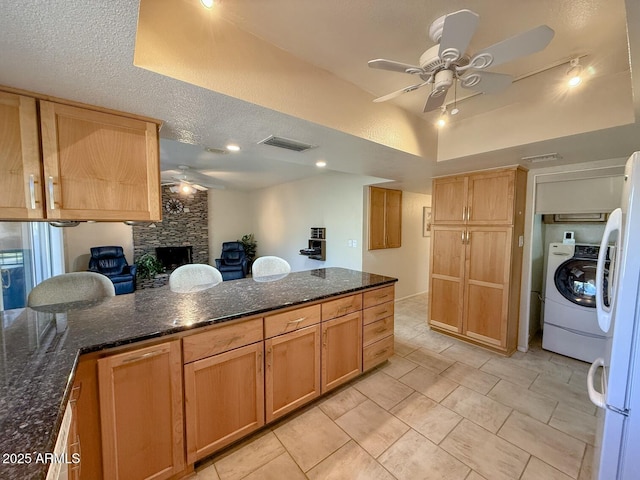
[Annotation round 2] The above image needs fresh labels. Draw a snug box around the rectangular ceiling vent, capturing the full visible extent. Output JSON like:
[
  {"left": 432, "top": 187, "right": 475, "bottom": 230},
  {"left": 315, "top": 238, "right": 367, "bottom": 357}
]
[
  {"left": 204, "top": 146, "right": 228, "bottom": 155},
  {"left": 259, "top": 135, "right": 317, "bottom": 152}
]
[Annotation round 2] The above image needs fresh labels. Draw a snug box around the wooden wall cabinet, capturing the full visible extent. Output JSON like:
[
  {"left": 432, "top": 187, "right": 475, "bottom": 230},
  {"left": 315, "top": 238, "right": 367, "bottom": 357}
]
[
  {"left": 183, "top": 319, "right": 264, "bottom": 464},
  {"left": 98, "top": 340, "right": 185, "bottom": 480},
  {"left": 265, "top": 305, "right": 322, "bottom": 422},
  {"left": 0, "top": 88, "right": 161, "bottom": 222},
  {"left": 429, "top": 167, "right": 526, "bottom": 354},
  {"left": 369, "top": 186, "right": 402, "bottom": 250}
]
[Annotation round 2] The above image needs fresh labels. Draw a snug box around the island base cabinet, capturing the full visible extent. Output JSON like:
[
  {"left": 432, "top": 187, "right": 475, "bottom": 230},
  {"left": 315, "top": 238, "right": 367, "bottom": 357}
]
[
  {"left": 98, "top": 340, "right": 185, "bottom": 480},
  {"left": 266, "top": 324, "right": 321, "bottom": 422},
  {"left": 184, "top": 342, "right": 264, "bottom": 464},
  {"left": 321, "top": 312, "right": 363, "bottom": 392}
]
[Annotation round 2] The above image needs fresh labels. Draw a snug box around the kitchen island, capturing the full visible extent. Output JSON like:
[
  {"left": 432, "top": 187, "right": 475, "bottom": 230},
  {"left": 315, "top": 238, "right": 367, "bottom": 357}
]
[{"left": 0, "top": 267, "right": 396, "bottom": 479}]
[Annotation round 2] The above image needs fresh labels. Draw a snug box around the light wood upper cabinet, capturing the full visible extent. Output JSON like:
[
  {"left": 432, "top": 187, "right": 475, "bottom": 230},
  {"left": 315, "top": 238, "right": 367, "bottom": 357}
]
[
  {"left": 368, "top": 186, "right": 402, "bottom": 249},
  {"left": 432, "top": 168, "right": 520, "bottom": 226},
  {"left": 0, "top": 91, "right": 44, "bottom": 219},
  {"left": 0, "top": 88, "right": 162, "bottom": 221},
  {"left": 40, "top": 101, "right": 161, "bottom": 221},
  {"left": 98, "top": 340, "right": 185, "bottom": 480}
]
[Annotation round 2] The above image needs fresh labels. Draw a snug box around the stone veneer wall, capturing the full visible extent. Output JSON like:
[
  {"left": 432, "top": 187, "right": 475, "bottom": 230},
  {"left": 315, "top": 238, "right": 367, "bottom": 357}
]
[{"left": 133, "top": 186, "right": 209, "bottom": 265}]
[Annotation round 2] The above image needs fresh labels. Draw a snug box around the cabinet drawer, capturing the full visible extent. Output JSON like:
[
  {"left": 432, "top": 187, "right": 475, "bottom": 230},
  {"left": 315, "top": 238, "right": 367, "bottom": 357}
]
[
  {"left": 265, "top": 304, "right": 321, "bottom": 339},
  {"left": 321, "top": 294, "right": 362, "bottom": 321},
  {"left": 363, "top": 335, "right": 394, "bottom": 371},
  {"left": 363, "top": 286, "right": 395, "bottom": 309},
  {"left": 363, "top": 316, "right": 394, "bottom": 346},
  {"left": 183, "top": 318, "right": 263, "bottom": 364},
  {"left": 363, "top": 301, "right": 394, "bottom": 325}
]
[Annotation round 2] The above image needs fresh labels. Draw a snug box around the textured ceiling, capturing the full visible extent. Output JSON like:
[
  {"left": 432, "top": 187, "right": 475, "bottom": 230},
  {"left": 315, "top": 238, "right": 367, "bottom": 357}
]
[{"left": 0, "top": 0, "right": 638, "bottom": 194}]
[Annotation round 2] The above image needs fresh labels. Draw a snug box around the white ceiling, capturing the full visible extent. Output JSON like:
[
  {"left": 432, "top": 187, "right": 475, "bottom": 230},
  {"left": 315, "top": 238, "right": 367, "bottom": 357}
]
[{"left": 0, "top": 0, "right": 638, "bottom": 194}]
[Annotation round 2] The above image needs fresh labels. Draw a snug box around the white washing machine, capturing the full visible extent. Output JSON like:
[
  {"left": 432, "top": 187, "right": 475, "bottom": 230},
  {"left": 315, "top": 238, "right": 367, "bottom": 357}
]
[{"left": 542, "top": 242, "right": 609, "bottom": 362}]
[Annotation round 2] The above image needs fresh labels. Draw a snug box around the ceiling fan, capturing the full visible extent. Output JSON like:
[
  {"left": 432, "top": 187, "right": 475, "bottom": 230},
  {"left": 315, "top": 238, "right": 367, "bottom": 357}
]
[
  {"left": 368, "top": 9, "right": 555, "bottom": 112},
  {"left": 161, "top": 165, "right": 225, "bottom": 193}
]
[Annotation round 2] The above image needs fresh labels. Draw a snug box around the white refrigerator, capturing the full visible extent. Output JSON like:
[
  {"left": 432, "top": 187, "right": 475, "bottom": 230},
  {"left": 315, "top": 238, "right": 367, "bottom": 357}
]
[{"left": 590, "top": 152, "right": 640, "bottom": 479}]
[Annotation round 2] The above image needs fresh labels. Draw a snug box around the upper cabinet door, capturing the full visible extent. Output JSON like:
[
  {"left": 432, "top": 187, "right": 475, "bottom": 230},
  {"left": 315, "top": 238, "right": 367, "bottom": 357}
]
[
  {"left": 0, "top": 91, "right": 44, "bottom": 219},
  {"left": 368, "top": 186, "right": 402, "bottom": 250},
  {"left": 466, "top": 170, "right": 516, "bottom": 225},
  {"left": 432, "top": 176, "right": 467, "bottom": 224},
  {"left": 40, "top": 101, "right": 161, "bottom": 221}
]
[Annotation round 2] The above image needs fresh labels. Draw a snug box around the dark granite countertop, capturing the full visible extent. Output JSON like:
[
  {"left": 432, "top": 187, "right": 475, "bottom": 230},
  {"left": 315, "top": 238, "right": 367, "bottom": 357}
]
[{"left": 0, "top": 267, "right": 396, "bottom": 479}]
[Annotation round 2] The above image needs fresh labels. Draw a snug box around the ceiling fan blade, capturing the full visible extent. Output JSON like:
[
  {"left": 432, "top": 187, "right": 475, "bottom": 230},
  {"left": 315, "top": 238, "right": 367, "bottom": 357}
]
[
  {"left": 438, "top": 9, "right": 480, "bottom": 62},
  {"left": 470, "top": 25, "right": 554, "bottom": 69},
  {"left": 423, "top": 91, "right": 447, "bottom": 113},
  {"left": 368, "top": 59, "right": 424, "bottom": 74},
  {"left": 373, "top": 82, "right": 430, "bottom": 103},
  {"left": 460, "top": 71, "right": 512, "bottom": 93}
]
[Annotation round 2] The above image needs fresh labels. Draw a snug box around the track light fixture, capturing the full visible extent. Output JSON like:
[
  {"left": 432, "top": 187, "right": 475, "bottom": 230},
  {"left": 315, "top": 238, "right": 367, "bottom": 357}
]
[{"left": 567, "top": 58, "right": 583, "bottom": 87}]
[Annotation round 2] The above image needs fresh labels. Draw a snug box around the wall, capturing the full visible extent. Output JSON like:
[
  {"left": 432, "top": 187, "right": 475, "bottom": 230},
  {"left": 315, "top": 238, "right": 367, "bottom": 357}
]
[
  {"left": 63, "top": 222, "right": 133, "bottom": 272},
  {"left": 208, "top": 189, "right": 254, "bottom": 262},
  {"left": 251, "top": 172, "right": 375, "bottom": 272},
  {"left": 362, "top": 190, "right": 431, "bottom": 300}
]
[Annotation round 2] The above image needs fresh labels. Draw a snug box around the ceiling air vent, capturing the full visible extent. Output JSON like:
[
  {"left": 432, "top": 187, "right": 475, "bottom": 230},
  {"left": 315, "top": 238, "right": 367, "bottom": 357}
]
[
  {"left": 204, "top": 146, "right": 228, "bottom": 155},
  {"left": 258, "top": 135, "right": 317, "bottom": 152}
]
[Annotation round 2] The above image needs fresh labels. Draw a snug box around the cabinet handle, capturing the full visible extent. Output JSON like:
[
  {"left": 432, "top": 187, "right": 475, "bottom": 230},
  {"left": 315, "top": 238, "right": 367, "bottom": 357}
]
[
  {"left": 375, "top": 326, "right": 387, "bottom": 334},
  {"left": 374, "top": 347, "right": 390, "bottom": 358},
  {"left": 461, "top": 231, "right": 465, "bottom": 244},
  {"left": 466, "top": 206, "right": 471, "bottom": 221},
  {"left": 287, "top": 317, "right": 306, "bottom": 325},
  {"left": 258, "top": 350, "right": 263, "bottom": 374},
  {"left": 462, "top": 206, "right": 466, "bottom": 221},
  {"left": 121, "top": 349, "right": 164, "bottom": 364},
  {"left": 266, "top": 347, "right": 272, "bottom": 369},
  {"left": 466, "top": 231, "right": 470, "bottom": 244},
  {"left": 48, "top": 176, "right": 56, "bottom": 210},
  {"left": 29, "top": 174, "right": 37, "bottom": 209},
  {"left": 323, "top": 330, "right": 328, "bottom": 347}
]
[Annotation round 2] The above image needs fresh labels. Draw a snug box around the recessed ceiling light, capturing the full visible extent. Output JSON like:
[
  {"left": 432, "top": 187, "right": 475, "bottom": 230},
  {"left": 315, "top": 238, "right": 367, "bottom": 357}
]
[
  {"left": 201, "top": 0, "right": 214, "bottom": 8},
  {"left": 315, "top": 160, "right": 327, "bottom": 167},
  {"left": 226, "top": 144, "right": 240, "bottom": 152}
]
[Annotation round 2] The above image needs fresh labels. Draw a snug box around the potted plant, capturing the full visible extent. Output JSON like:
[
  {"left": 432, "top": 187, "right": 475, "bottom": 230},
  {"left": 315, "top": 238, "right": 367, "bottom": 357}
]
[
  {"left": 238, "top": 233, "right": 257, "bottom": 271},
  {"left": 134, "top": 252, "right": 165, "bottom": 280}
]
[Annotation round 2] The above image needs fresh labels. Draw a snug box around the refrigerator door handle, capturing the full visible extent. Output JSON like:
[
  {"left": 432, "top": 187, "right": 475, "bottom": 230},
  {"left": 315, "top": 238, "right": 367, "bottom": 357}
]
[
  {"left": 587, "top": 357, "right": 606, "bottom": 408},
  {"left": 596, "top": 208, "right": 622, "bottom": 333}
]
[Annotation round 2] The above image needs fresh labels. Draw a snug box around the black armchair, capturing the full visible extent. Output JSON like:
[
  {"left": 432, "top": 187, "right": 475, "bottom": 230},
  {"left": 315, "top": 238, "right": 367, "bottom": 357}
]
[
  {"left": 214, "top": 242, "right": 249, "bottom": 281},
  {"left": 88, "top": 246, "right": 137, "bottom": 295}
]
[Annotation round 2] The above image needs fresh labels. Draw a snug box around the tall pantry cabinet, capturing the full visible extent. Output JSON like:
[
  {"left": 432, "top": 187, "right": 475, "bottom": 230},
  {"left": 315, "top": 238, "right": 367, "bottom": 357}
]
[{"left": 428, "top": 167, "right": 527, "bottom": 355}]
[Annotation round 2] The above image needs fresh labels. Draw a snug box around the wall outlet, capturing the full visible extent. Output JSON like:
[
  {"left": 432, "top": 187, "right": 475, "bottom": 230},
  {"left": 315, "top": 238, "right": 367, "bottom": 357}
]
[{"left": 352, "top": 239, "right": 357, "bottom": 248}]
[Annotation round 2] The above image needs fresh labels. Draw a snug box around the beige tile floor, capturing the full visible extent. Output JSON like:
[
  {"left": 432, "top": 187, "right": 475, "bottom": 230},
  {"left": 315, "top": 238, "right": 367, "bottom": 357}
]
[{"left": 195, "top": 293, "right": 597, "bottom": 480}]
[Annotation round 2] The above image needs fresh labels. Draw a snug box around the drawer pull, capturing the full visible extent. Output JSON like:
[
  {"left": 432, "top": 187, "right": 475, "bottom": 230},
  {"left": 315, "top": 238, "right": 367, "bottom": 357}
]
[
  {"left": 287, "top": 317, "right": 306, "bottom": 325},
  {"left": 375, "top": 294, "right": 388, "bottom": 300},
  {"left": 375, "top": 326, "right": 387, "bottom": 334},
  {"left": 122, "top": 349, "right": 164, "bottom": 364},
  {"left": 266, "top": 347, "right": 272, "bottom": 368},
  {"left": 257, "top": 350, "right": 263, "bottom": 374},
  {"left": 374, "top": 347, "right": 390, "bottom": 358}
]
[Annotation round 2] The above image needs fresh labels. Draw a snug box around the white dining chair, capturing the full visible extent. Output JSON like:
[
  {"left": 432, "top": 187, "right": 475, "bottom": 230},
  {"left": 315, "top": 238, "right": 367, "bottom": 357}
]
[
  {"left": 251, "top": 256, "right": 291, "bottom": 281},
  {"left": 27, "top": 272, "right": 116, "bottom": 307},
  {"left": 169, "top": 264, "right": 223, "bottom": 293}
]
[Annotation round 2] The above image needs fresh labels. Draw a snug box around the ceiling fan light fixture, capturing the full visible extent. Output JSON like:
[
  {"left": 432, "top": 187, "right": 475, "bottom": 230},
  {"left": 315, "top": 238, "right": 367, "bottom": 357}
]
[
  {"left": 435, "top": 107, "right": 448, "bottom": 128},
  {"left": 200, "top": 0, "right": 215, "bottom": 8}
]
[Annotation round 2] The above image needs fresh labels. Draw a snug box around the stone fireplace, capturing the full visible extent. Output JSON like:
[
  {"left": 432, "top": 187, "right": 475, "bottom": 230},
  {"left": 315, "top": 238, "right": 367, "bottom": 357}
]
[{"left": 133, "top": 186, "right": 209, "bottom": 281}]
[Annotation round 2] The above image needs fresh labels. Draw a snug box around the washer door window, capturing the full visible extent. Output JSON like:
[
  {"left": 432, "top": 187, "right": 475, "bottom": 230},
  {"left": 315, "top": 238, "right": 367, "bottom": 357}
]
[{"left": 554, "top": 259, "right": 609, "bottom": 308}]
